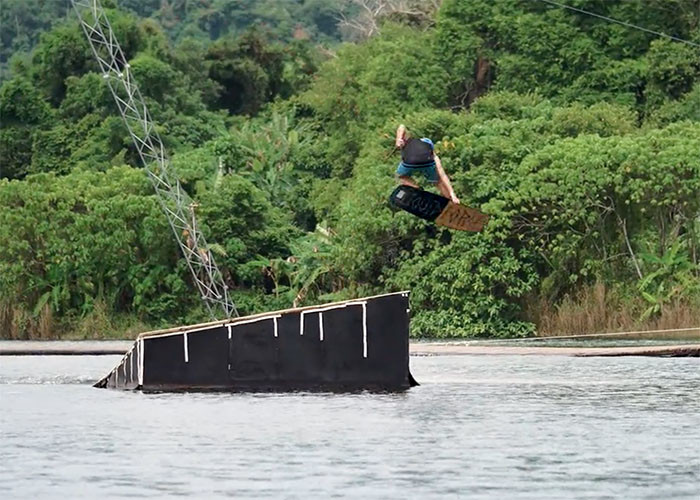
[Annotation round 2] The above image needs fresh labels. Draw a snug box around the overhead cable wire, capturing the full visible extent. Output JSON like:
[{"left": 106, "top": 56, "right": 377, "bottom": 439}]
[{"left": 534, "top": 0, "right": 700, "bottom": 49}]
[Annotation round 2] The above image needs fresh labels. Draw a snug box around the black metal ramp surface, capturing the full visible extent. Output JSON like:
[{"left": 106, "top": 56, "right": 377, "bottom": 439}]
[{"left": 96, "top": 291, "right": 416, "bottom": 392}]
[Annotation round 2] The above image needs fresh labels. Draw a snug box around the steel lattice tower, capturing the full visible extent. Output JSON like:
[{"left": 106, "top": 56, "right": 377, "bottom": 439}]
[{"left": 71, "top": 0, "right": 237, "bottom": 319}]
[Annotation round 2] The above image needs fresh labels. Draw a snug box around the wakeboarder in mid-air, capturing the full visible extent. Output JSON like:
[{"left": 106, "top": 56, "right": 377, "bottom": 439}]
[
  {"left": 389, "top": 124, "right": 489, "bottom": 233},
  {"left": 394, "top": 124, "right": 460, "bottom": 204}
]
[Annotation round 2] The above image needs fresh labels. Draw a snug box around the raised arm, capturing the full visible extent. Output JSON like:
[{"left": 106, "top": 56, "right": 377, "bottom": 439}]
[{"left": 395, "top": 124, "right": 407, "bottom": 148}]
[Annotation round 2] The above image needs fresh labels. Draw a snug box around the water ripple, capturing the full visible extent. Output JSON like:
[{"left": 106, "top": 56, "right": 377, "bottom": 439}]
[{"left": 0, "top": 355, "right": 698, "bottom": 499}]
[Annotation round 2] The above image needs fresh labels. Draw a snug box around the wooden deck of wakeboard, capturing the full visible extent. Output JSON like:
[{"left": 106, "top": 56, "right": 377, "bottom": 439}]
[{"left": 389, "top": 185, "right": 488, "bottom": 232}]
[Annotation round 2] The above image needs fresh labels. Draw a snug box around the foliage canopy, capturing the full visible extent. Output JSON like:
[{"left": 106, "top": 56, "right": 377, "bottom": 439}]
[{"left": 1, "top": 0, "right": 698, "bottom": 338}]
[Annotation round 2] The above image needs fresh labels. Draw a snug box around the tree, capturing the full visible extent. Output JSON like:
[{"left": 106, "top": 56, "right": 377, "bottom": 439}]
[
  {"left": 206, "top": 29, "right": 286, "bottom": 115},
  {"left": 0, "top": 77, "right": 52, "bottom": 179},
  {"left": 0, "top": 166, "right": 191, "bottom": 329}
]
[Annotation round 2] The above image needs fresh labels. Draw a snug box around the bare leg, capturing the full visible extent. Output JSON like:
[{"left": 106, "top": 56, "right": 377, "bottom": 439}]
[{"left": 398, "top": 175, "right": 420, "bottom": 189}]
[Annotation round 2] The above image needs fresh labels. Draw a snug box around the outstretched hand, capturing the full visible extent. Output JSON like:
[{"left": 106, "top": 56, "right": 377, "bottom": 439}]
[{"left": 395, "top": 124, "right": 407, "bottom": 149}]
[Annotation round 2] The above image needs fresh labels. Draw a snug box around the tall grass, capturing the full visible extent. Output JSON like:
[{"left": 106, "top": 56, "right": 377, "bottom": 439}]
[
  {"left": 0, "top": 301, "right": 31, "bottom": 339},
  {"left": 526, "top": 282, "right": 700, "bottom": 337},
  {"left": 64, "top": 301, "right": 152, "bottom": 340},
  {"left": 4, "top": 286, "right": 698, "bottom": 340},
  {"left": 0, "top": 299, "right": 153, "bottom": 340}
]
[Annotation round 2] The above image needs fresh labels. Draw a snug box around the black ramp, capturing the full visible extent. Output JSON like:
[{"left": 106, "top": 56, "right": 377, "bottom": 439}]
[
  {"left": 144, "top": 326, "right": 229, "bottom": 389},
  {"left": 320, "top": 305, "right": 366, "bottom": 384},
  {"left": 142, "top": 335, "right": 183, "bottom": 387},
  {"left": 277, "top": 311, "right": 324, "bottom": 385},
  {"left": 364, "top": 294, "right": 410, "bottom": 386},
  {"left": 229, "top": 319, "right": 278, "bottom": 384},
  {"left": 98, "top": 291, "right": 415, "bottom": 391}
]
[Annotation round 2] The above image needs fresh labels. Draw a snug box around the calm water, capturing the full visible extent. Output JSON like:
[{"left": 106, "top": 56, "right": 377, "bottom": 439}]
[{"left": 1, "top": 355, "right": 698, "bottom": 499}]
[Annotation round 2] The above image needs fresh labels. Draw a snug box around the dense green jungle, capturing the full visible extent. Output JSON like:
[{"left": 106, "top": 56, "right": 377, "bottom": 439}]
[{"left": 1, "top": 0, "right": 699, "bottom": 339}]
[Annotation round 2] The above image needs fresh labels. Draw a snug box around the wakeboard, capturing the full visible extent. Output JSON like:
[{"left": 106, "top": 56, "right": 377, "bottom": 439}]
[{"left": 389, "top": 185, "right": 488, "bottom": 232}]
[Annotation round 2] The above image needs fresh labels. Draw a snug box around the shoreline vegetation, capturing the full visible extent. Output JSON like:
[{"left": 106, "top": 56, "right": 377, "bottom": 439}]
[
  {"left": 2, "top": 1, "right": 699, "bottom": 340},
  {"left": 3, "top": 294, "right": 698, "bottom": 341}
]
